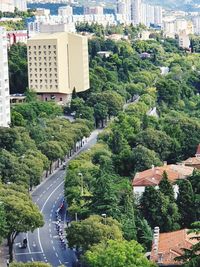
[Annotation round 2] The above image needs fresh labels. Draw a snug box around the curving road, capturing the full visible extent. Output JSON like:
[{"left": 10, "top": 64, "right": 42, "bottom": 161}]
[{"left": 14, "top": 129, "right": 102, "bottom": 267}]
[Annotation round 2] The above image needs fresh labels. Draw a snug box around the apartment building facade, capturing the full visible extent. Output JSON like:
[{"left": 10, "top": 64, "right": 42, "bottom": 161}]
[
  {"left": 0, "top": 27, "right": 10, "bottom": 127},
  {"left": 27, "top": 32, "right": 89, "bottom": 104}
]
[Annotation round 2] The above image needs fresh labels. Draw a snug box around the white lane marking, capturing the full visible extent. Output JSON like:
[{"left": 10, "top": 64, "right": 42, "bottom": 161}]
[
  {"left": 31, "top": 257, "right": 34, "bottom": 262},
  {"left": 49, "top": 229, "right": 51, "bottom": 233},
  {"left": 59, "top": 260, "right": 62, "bottom": 264},
  {"left": 41, "top": 181, "right": 64, "bottom": 212},
  {"left": 26, "top": 233, "right": 31, "bottom": 253},
  {"left": 56, "top": 252, "right": 58, "bottom": 257},
  {"left": 15, "top": 252, "right": 43, "bottom": 255},
  {"left": 50, "top": 234, "right": 52, "bottom": 238},
  {"left": 37, "top": 228, "right": 44, "bottom": 253},
  {"left": 53, "top": 246, "right": 55, "bottom": 251}
]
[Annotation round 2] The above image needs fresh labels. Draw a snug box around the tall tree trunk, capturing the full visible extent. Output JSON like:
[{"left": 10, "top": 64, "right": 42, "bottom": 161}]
[
  {"left": 50, "top": 161, "right": 52, "bottom": 174},
  {"left": 7, "top": 235, "right": 14, "bottom": 262}
]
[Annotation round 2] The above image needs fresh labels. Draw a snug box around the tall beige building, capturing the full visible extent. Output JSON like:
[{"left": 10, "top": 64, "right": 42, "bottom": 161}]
[{"left": 27, "top": 32, "right": 89, "bottom": 103}]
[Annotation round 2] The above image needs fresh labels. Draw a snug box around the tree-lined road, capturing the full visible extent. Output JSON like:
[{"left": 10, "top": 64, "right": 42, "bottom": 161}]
[{"left": 14, "top": 129, "right": 102, "bottom": 267}]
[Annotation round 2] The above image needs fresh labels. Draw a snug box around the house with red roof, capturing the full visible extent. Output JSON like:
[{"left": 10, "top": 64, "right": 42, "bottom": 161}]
[
  {"left": 150, "top": 227, "right": 199, "bottom": 266},
  {"left": 132, "top": 163, "right": 194, "bottom": 197},
  {"left": 183, "top": 144, "right": 200, "bottom": 169}
]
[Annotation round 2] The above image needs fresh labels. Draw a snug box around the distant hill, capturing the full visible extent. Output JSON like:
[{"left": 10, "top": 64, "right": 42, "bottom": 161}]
[{"left": 145, "top": 0, "right": 200, "bottom": 11}]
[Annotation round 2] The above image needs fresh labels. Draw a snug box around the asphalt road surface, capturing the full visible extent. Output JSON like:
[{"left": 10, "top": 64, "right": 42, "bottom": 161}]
[{"left": 14, "top": 129, "right": 102, "bottom": 267}]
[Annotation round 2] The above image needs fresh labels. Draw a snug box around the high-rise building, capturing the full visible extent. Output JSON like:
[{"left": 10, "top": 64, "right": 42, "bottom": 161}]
[
  {"left": 131, "top": 0, "right": 141, "bottom": 25},
  {"left": 27, "top": 32, "right": 90, "bottom": 104},
  {"left": 58, "top": 5, "right": 73, "bottom": 17},
  {"left": 14, "top": 0, "right": 27, "bottom": 12},
  {"left": 84, "top": 6, "right": 104, "bottom": 15},
  {"left": 192, "top": 16, "right": 200, "bottom": 35},
  {"left": 0, "top": 27, "right": 10, "bottom": 127},
  {"left": 0, "top": 0, "right": 14, "bottom": 12}
]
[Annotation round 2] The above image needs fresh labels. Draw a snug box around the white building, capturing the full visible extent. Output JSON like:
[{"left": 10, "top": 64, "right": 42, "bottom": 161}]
[
  {"left": 178, "top": 30, "right": 190, "bottom": 49},
  {"left": 0, "top": 0, "right": 14, "bottom": 12},
  {"left": 14, "top": 0, "right": 27, "bottom": 12},
  {"left": 0, "top": 27, "right": 10, "bottom": 127},
  {"left": 58, "top": 5, "right": 73, "bottom": 17},
  {"left": 192, "top": 16, "right": 200, "bottom": 35},
  {"left": 131, "top": 0, "right": 141, "bottom": 25}
]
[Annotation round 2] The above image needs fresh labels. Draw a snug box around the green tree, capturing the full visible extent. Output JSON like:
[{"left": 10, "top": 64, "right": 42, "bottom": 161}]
[
  {"left": 91, "top": 170, "right": 120, "bottom": 218},
  {"left": 132, "top": 145, "right": 162, "bottom": 172},
  {"left": 176, "top": 179, "right": 196, "bottom": 227},
  {"left": 39, "top": 141, "right": 64, "bottom": 174},
  {"left": 140, "top": 186, "right": 180, "bottom": 232},
  {"left": 8, "top": 43, "right": 28, "bottom": 94},
  {"left": 0, "top": 202, "right": 7, "bottom": 244},
  {"left": 0, "top": 186, "right": 44, "bottom": 261},
  {"left": 94, "top": 102, "right": 108, "bottom": 128},
  {"left": 66, "top": 215, "right": 122, "bottom": 252},
  {"left": 83, "top": 239, "right": 156, "bottom": 267},
  {"left": 159, "top": 171, "right": 175, "bottom": 201}
]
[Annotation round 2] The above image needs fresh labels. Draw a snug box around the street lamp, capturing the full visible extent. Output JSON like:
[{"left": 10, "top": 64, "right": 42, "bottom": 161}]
[
  {"left": 101, "top": 213, "right": 107, "bottom": 225},
  {"left": 78, "top": 172, "right": 83, "bottom": 196}
]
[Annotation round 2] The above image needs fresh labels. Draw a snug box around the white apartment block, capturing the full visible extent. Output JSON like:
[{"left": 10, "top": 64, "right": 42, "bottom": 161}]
[
  {"left": 192, "top": 16, "right": 200, "bottom": 35},
  {"left": 84, "top": 6, "right": 104, "bottom": 15},
  {"left": 14, "top": 0, "right": 27, "bottom": 12},
  {"left": 116, "top": 0, "right": 162, "bottom": 27},
  {"left": 0, "top": 27, "right": 10, "bottom": 127},
  {"left": 58, "top": 5, "right": 73, "bottom": 17},
  {"left": 0, "top": 0, "right": 26, "bottom": 12},
  {"left": 131, "top": 0, "right": 141, "bottom": 25},
  {"left": 0, "top": 0, "right": 14, "bottom": 12},
  {"left": 178, "top": 30, "right": 190, "bottom": 49},
  {"left": 27, "top": 32, "right": 89, "bottom": 104}
]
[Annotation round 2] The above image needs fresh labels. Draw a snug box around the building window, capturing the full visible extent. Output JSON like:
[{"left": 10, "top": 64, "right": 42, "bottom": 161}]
[
  {"left": 45, "top": 97, "right": 47, "bottom": 101},
  {"left": 60, "top": 98, "right": 62, "bottom": 101},
  {"left": 53, "top": 45, "right": 56, "bottom": 49},
  {"left": 48, "top": 45, "right": 51, "bottom": 49},
  {"left": 43, "top": 45, "right": 46, "bottom": 49}
]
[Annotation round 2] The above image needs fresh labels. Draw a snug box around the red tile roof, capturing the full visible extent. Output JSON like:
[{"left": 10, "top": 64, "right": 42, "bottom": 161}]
[
  {"left": 150, "top": 229, "right": 199, "bottom": 265},
  {"left": 132, "top": 164, "right": 194, "bottom": 187}
]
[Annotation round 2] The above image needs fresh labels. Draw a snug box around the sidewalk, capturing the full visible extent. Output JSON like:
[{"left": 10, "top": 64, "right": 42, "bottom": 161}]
[{"left": 0, "top": 240, "right": 9, "bottom": 267}]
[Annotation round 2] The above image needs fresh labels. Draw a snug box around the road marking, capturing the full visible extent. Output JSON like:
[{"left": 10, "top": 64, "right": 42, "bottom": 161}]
[
  {"left": 41, "top": 181, "right": 64, "bottom": 213},
  {"left": 31, "top": 257, "right": 34, "bottom": 262},
  {"left": 59, "top": 260, "right": 62, "bottom": 264},
  {"left": 26, "top": 233, "right": 31, "bottom": 253},
  {"left": 15, "top": 251, "right": 43, "bottom": 255},
  {"left": 53, "top": 246, "right": 55, "bottom": 251},
  {"left": 37, "top": 228, "right": 44, "bottom": 253},
  {"left": 56, "top": 252, "right": 58, "bottom": 257},
  {"left": 50, "top": 234, "right": 52, "bottom": 238},
  {"left": 51, "top": 240, "right": 53, "bottom": 244}
]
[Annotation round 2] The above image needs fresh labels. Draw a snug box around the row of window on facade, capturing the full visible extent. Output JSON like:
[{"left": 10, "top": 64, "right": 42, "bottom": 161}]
[
  {"left": 30, "top": 73, "right": 57, "bottom": 78},
  {"left": 30, "top": 84, "right": 58, "bottom": 89},
  {"left": 29, "top": 62, "right": 57, "bottom": 67},
  {"left": 30, "top": 79, "right": 58, "bottom": 83},
  {"left": 29, "top": 68, "right": 57, "bottom": 72},
  {"left": 29, "top": 51, "right": 57, "bottom": 56},
  {"left": 29, "top": 56, "right": 57, "bottom": 61},
  {"left": 28, "top": 45, "right": 56, "bottom": 50}
]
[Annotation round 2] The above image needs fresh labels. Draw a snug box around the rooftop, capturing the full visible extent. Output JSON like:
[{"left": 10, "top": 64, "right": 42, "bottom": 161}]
[
  {"left": 150, "top": 229, "right": 199, "bottom": 265},
  {"left": 133, "top": 164, "right": 194, "bottom": 187}
]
